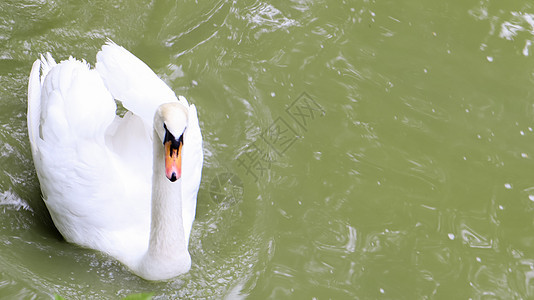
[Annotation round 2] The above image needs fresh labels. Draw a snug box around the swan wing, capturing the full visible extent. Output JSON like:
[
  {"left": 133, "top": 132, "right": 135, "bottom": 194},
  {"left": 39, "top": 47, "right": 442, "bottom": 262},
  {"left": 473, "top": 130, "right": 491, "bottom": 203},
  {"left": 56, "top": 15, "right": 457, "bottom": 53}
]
[
  {"left": 181, "top": 98, "right": 203, "bottom": 246},
  {"left": 95, "top": 41, "right": 178, "bottom": 128},
  {"left": 27, "top": 55, "right": 151, "bottom": 259},
  {"left": 27, "top": 58, "right": 43, "bottom": 161},
  {"left": 29, "top": 55, "right": 115, "bottom": 230}
]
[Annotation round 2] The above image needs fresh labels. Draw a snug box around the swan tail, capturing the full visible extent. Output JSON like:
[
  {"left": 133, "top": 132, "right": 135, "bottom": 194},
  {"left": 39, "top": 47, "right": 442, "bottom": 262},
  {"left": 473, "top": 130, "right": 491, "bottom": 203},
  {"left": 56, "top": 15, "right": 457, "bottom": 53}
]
[{"left": 95, "top": 41, "right": 178, "bottom": 128}]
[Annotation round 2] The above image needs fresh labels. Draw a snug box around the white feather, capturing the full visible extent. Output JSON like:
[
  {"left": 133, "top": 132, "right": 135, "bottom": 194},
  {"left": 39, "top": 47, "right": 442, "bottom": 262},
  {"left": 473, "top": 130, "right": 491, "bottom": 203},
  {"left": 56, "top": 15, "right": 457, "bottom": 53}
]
[
  {"left": 27, "top": 42, "right": 203, "bottom": 280},
  {"left": 95, "top": 41, "right": 178, "bottom": 127}
]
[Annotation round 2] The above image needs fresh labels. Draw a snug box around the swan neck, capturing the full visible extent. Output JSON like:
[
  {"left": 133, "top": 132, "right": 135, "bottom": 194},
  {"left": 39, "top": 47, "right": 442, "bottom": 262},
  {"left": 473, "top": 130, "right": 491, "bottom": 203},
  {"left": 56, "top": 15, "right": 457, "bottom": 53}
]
[{"left": 135, "top": 129, "right": 190, "bottom": 281}]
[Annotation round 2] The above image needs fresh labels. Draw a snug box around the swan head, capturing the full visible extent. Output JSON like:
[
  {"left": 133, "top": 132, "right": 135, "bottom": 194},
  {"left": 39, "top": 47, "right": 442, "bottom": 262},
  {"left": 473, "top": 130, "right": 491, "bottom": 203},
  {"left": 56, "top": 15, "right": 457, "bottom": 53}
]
[{"left": 154, "top": 102, "right": 189, "bottom": 182}]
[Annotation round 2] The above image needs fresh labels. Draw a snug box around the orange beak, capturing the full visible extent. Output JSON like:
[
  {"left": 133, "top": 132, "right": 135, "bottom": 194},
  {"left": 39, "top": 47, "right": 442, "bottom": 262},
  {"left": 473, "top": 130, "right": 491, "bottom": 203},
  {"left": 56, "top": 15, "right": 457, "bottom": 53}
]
[{"left": 165, "top": 139, "right": 182, "bottom": 182}]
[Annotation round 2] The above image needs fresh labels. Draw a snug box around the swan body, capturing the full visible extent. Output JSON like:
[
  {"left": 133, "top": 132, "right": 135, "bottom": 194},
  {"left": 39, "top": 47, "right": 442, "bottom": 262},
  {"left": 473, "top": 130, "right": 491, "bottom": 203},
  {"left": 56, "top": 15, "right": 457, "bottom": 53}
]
[{"left": 27, "top": 42, "right": 203, "bottom": 281}]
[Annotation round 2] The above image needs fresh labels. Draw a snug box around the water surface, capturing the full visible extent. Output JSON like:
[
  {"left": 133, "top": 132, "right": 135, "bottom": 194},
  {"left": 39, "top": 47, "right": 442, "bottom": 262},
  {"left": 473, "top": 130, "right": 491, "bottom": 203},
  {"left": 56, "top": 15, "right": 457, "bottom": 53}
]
[{"left": 1, "top": 0, "right": 534, "bottom": 298}]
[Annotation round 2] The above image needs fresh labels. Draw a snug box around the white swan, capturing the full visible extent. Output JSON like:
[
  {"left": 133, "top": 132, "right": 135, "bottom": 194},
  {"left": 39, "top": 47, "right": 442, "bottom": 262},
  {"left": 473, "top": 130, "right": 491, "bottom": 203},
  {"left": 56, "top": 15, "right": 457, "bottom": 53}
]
[{"left": 26, "top": 41, "right": 203, "bottom": 281}]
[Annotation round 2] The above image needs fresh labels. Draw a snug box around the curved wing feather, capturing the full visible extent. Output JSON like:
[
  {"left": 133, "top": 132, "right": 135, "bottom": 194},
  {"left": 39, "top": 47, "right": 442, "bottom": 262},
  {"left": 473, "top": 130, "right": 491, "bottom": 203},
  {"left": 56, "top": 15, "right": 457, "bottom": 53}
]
[
  {"left": 95, "top": 41, "right": 178, "bottom": 128},
  {"left": 181, "top": 102, "right": 203, "bottom": 245}
]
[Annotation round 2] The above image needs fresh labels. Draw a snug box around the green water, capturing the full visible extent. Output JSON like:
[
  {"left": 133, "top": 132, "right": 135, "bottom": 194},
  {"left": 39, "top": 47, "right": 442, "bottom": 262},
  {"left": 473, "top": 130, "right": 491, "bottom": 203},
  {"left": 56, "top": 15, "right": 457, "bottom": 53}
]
[{"left": 2, "top": 0, "right": 534, "bottom": 298}]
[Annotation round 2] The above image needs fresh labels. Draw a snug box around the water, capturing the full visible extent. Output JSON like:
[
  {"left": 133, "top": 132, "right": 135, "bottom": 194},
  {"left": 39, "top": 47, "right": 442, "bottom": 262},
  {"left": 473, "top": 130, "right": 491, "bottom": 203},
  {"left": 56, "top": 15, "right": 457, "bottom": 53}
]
[{"left": 2, "top": 0, "right": 534, "bottom": 298}]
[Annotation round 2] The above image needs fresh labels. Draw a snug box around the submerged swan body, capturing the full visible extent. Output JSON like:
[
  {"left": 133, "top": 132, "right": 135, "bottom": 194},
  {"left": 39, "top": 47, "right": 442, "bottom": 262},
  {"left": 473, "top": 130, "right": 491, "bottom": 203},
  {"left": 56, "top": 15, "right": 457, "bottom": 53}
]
[{"left": 27, "top": 42, "right": 203, "bottom": 281}]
